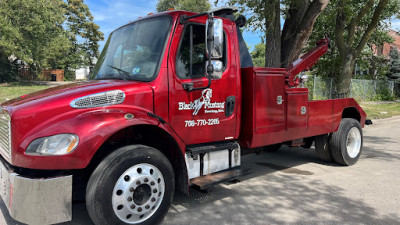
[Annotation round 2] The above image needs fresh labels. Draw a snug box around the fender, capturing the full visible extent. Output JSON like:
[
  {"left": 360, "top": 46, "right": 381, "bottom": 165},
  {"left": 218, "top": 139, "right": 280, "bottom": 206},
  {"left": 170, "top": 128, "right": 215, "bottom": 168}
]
[{"left": 12, "top": 105, "right": 186, "bottom": 170}]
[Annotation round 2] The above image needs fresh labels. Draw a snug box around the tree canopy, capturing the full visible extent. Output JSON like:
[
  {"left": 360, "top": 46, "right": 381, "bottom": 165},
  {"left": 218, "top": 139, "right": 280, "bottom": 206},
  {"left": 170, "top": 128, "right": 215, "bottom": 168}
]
[
  {"left": 389, "top": 48, "right": 400, "bottom": 81},
  {"left": 0, "top": 0, "right": 70, "bottom": 70},
  {"left": 251, "top": 43, "right": 266, "bottom": 67},
  {"left": 156, "top": 0, "right": 211, "bottom": 12},
  {"left": 0, "top": 0, "right": 103, "bottom": 81}
]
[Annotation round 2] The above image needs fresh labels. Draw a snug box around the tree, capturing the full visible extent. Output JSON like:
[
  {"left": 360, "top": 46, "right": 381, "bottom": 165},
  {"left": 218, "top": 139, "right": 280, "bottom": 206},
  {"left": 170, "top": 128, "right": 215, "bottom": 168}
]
[
  {"left": 216, "top": 0, "right": 329, "bottom": 67},
  {"left": 156, "top": 0, "right": 211, "bottom": 12},
  {"left": 251, "top": 42, "right": 266, "bottom": 67},
  {"left": 64, "top": 0, "right": 104, "bottom": 69},
  {"left": 0, "top": 54, "right": 18, "bottom": 82},
  {"left": 310, "top": 0, "right": 399, "bottom": 95},
  {"left": 0, "top": 0, "right": 103, "bottom": 81},
  {"left": 333, "top": 0, "right": 396, "bottom": 95},
  {"left": 389, "top": 48, "right": 400, "bottom": 81},
  {"left": 0, "top": 0, "right": 71, "bottom": 76}
]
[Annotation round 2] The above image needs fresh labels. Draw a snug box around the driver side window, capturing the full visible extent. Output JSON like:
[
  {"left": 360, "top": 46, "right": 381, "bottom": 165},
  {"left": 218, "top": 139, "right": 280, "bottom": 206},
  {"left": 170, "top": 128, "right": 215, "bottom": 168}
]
[{"left": 176, "top": 24, "right": 226, "bottom": 79}]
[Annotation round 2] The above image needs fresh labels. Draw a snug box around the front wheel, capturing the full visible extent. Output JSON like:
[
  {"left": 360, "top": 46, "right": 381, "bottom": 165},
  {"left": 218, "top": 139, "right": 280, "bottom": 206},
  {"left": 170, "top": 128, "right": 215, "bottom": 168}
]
[
  {"left": 330, "top": 118, "right": 363, "bottom": 166},
  {"left": 86, "top": 145, "right": 175, "bottom": 225}
]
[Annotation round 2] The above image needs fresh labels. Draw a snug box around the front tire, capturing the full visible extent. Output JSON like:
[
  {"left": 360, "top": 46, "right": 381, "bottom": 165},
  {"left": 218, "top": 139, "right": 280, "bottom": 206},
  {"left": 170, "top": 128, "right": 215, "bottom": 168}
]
[
  {"left": 86, "top": 145, "right": 175, "bottom": 225},
  {"left": 330, "top": 118, "right": 363, "bottom": 166}
]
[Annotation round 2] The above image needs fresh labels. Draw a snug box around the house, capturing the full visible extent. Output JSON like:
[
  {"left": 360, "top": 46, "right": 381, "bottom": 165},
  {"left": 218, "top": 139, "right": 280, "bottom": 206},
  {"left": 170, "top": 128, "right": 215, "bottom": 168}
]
[
  {"left": 373, "top": 30, "right": 400, "bottom": 57},
  {"left": 75, "top": 58, "right": 97, "bottom": 80}
]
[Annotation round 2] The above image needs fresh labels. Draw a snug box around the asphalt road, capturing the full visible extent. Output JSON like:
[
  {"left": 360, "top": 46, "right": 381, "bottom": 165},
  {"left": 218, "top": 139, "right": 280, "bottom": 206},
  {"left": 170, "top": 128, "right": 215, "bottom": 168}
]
[{"left": 1, "top": 116, "right": 400, "bottom": 225}]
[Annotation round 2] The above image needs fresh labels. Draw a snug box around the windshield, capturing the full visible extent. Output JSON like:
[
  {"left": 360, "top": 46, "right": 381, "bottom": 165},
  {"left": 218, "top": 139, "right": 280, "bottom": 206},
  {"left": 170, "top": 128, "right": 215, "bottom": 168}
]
[{"left": 92, "top": 16, "right": 172, "bottom": 81}]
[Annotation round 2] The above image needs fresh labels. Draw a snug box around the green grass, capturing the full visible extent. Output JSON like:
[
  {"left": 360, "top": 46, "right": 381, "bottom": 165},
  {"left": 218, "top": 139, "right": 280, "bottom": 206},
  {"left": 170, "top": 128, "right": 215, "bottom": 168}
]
[
  {"left": 0, "top": 83, "right": 49, "bottom": 103},
  {"left": 360, "top": 102, "right": 400, "bottom": 119}
]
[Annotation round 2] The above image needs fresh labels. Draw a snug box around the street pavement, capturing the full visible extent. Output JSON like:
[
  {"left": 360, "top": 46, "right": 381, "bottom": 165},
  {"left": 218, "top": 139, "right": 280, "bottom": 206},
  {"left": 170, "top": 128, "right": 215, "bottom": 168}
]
[{"left": 1, "top": 116, "right": 400, "bottom": 225}]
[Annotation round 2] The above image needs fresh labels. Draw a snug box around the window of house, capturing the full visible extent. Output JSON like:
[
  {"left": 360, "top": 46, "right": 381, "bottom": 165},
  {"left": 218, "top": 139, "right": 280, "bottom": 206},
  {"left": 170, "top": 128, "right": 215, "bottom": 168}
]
[{"left": 176, "top": 24, "right": 227, "bottom": 79}]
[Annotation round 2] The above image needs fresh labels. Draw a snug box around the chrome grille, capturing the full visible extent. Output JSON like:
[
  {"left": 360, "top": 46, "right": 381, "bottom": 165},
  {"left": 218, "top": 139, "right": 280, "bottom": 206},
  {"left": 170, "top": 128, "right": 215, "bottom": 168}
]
[
  {"left": 0, "top": 111, "right": 11, "bottom": 159},
  {"left": 70, "top": 90, "right": 126, "bottom": 109}
]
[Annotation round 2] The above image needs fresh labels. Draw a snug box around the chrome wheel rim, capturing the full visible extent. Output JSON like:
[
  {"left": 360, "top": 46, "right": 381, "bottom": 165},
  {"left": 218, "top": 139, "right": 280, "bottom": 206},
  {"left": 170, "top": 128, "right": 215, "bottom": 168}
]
[
  {"left": 112, "top": 163, "right": 165, "bottom": 224},
  {"left": 346, "top": 127, "right": 361, "bottom": 158}
]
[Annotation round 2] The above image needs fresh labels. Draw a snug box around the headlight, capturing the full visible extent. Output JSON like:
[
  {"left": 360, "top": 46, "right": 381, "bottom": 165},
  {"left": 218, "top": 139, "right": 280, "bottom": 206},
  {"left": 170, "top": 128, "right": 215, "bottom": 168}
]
[{"left": 26, "top": 134, "right": 79, "bottom": 156}]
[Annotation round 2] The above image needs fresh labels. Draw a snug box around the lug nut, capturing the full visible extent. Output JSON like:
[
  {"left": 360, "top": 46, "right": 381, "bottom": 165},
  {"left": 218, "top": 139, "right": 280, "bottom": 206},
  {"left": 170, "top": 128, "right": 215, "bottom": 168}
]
[
  {"left": 131, "top": 205, "right": 135, "bottom": 209},
  {"left": 150, "top": 181, "right": 155, "bottom": 186},
  {"left": 151, "top": 198, "right": 156, "bottom": 202},
  {"left": 127, "top": 197, "right": 132, "bottom": 202},
  {"left": 130, "top": 187, "right": 134, "bottom": 192},
  {"left": 138, "top": 207, "right": 142, "bottom": 212},
  {"left": 153, "top": 189, "right": 157, "bottom": 193},
  {"left": 136, "top": 180, "right": 141, "bottom": 185},
  {"left": 145, "top": 205, "right": 150, "bottom": 209},
  {"left": 144, "top": 178, "right": 149, "bottom": 182}
]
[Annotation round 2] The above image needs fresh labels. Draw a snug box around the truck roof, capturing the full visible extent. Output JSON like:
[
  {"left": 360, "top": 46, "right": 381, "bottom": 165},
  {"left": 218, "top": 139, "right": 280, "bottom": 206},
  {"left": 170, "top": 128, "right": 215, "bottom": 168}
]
[{"left": 117, "top": 7, "right": 238, "bottom": 31}]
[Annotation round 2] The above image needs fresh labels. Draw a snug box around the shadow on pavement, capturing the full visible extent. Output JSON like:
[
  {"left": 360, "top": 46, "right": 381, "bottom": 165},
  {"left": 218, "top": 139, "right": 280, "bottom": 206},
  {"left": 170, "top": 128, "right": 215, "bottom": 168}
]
[{"left": 1, "top": 133, "right": 399, "bottom": 225}]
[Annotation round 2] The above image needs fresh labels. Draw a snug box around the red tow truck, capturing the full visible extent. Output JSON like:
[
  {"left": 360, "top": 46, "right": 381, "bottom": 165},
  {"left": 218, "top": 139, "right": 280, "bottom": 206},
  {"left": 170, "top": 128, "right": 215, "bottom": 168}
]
[{"left": 0, "top": 7, "right": 366, "bottom": 225}]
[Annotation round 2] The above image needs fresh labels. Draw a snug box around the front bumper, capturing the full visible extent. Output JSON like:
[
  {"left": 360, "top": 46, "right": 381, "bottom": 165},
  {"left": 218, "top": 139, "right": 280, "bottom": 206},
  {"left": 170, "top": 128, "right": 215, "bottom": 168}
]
[{"left": 0, "top": 158, "right": 72, "bottom": 225}]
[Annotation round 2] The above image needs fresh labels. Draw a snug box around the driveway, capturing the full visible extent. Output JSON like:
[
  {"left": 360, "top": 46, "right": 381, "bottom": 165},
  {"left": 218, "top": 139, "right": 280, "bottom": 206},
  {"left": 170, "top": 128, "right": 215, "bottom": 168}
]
[{"left": 1, "top": 116, "right": 400, "bottom": 225}]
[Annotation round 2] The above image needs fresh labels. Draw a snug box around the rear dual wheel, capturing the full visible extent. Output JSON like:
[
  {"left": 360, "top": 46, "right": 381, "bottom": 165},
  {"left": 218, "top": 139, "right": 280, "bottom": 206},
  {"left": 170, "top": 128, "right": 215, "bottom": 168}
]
[
  {"left": 315, "top": 118, "right": 363, "bottom": 166},
  {"left": 86, "top": 145, "right": 174, "bottom": 225}
]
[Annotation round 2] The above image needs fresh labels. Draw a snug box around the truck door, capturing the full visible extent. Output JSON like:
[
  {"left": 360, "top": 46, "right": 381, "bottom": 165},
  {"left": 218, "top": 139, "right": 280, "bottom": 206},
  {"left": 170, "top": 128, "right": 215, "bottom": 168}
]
[{"left": 168, "top": 21, "right": 238, "bottom": 145}]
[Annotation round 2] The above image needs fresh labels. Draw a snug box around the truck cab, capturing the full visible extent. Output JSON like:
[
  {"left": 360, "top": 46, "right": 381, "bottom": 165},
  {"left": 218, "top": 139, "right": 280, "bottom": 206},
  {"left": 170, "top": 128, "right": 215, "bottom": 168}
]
[{"left": 0, "top": 7, "right": 366, "bottom": 225}]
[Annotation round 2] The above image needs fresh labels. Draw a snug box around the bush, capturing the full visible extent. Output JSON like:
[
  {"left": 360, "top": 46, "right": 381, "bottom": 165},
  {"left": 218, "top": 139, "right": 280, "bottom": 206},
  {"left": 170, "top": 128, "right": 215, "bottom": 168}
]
[
  {"left": 373, "top": 88, "right": 395, "bottom": 101},
  {"left": 0, "top": 56, "right": 19, "bottom": 83},
  {"left": 64, "top": 69, "right": 75, "bottom": 81}
]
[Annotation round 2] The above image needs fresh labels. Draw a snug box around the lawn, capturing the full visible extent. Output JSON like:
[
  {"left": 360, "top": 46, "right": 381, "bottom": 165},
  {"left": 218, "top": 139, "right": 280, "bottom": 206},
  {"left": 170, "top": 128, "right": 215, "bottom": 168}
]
[
  {"left": 360, "top": 102, "right": 400, "bottom": 119},
  {"left": 0, "top": 83, "right": 50, "bottom": 103}
]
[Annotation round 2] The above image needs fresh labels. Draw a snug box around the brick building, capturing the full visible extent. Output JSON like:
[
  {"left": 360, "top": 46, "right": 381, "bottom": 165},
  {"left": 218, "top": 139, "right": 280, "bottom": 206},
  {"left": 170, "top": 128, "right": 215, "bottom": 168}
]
[{"left": 373, "top": 30, "right": 400, "bottom": 57}]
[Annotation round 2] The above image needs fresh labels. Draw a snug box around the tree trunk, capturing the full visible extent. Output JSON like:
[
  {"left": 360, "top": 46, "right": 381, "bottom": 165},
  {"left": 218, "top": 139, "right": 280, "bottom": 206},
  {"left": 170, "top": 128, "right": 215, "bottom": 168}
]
[
  {"left": 336, "top": 54, "right": 356, "bottom": 96},
  {"left": 264, "top": 0, "right": 281, "bottom": 67},
  {"left": 281, "top": 0, "right": 329, "bottom": 68},
  {"left": 369, "top": 58, "right": 376, "bottom": 79}
]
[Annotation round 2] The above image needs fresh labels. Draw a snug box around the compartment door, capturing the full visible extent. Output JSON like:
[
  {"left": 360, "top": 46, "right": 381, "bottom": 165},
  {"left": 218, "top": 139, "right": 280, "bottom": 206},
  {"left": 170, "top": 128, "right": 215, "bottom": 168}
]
[
  {"left": 254, "top": 74, "right": 285, "bottom": 132},
  {"left": 286, "top": 92, "right": 308, "bottom": 139}
]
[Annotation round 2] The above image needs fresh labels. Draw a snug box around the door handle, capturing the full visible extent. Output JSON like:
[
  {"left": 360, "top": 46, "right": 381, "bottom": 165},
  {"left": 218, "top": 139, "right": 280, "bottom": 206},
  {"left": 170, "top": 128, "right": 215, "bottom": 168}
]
[
  {"left": 182, "top": 83, "right": 194, "bottom": 92},
  {"left": 225, "top": 96, "right": 236, "bottom": 117}
]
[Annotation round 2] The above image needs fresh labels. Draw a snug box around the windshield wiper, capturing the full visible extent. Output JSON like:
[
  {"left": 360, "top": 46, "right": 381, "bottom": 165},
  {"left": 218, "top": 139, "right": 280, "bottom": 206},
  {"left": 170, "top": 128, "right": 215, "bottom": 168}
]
[{"left": 107, "top": 65, "right": 131, "bottom": 81}]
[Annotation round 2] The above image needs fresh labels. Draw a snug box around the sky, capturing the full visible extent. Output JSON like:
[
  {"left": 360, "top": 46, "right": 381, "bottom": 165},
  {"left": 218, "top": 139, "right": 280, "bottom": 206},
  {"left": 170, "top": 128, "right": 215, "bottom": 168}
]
[
  {"left": 86, "top": 0, "right": 263, "bottom": 51},
  {"left": 86, "top": 0, "right": 400, "bottom": 52}
]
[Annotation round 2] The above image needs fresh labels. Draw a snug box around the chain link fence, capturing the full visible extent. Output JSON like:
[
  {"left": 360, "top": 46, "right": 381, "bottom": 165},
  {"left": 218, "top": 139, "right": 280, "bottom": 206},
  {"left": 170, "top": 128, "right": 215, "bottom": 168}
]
[{"left": 306, "top": 76, "right": 395, "bottom": 101}]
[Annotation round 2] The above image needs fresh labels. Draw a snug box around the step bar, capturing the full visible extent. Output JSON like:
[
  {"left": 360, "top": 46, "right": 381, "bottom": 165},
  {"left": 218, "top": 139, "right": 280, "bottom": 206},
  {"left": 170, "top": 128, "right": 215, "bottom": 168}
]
[{"left": 190, "top": 167, "right": 250, "bottom": 190}]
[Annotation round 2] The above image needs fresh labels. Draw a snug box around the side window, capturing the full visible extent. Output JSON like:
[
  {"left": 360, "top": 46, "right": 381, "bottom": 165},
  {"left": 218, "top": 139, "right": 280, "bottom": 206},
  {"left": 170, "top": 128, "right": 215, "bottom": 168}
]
[{"left": 176, "top": 24, "right": 227, "bottom": 79}]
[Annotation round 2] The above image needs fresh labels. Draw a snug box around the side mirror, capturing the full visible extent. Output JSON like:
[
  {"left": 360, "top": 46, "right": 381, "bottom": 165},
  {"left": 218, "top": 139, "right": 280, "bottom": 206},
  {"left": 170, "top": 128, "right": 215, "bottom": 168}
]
[
  {"left": 206, "top": 18, "right": 223, "bottom": 59},
  {"left": 206, "top": 60, "right": 223, "bottom": 79}
]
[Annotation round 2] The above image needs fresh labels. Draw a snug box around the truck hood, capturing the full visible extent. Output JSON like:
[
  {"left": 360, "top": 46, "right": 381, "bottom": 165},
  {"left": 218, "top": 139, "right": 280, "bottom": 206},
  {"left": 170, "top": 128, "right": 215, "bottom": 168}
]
[
  {"left": 2, "top": 80, "right": 131, "bottom": 107},
  {"left": 1, "top": 80, "right": 154, "bottom": 115}
]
